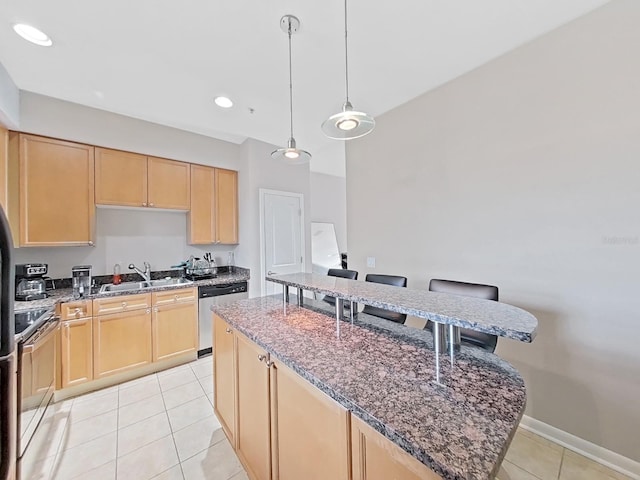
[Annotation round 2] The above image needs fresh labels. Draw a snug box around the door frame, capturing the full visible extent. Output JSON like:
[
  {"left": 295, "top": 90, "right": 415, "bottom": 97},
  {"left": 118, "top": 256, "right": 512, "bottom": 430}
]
[{"left": 259, "top": 189, "right": 306, "bottom": 296}]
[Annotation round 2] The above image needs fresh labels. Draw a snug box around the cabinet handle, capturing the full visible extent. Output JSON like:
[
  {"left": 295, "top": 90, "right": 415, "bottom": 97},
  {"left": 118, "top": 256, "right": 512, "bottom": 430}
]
[
  {"left": 149, "top": 203, "right": 154, "bottom": 207},
  {"left": 88, "top": 241, "right": 94, "bottom": 246},
  {"left": 154, "top": 307, "right": 158, "bottom": 313},
  {"left": 266, "top": 360, "right": 274, "bottom": 368},
  {"left": 225, "top": 328, "right": 232, "bottom": 334},
  {"left": 142, "top": 202, "right": 147, "bottom": 207},
  {"left": 122, "top": 302, "right": 127, "bottom": 308},
  {"left": 174, "top": 295, "right": 178, "bottom": 302},
  {"left": 257, "top": 354, "right": 266, "bottom": 362},
  {"left": 146, "top": 308, "right": 151, "bottom": 314}
]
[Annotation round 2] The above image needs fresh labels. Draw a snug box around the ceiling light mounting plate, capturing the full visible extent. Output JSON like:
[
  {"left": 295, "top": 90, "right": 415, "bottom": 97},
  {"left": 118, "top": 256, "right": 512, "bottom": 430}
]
[{"left": 280, "top": 15, "right": 300, "bottom": 34}]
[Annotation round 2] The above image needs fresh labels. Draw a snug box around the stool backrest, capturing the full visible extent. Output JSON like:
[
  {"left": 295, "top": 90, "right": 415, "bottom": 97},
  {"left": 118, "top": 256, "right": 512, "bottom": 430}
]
[{"left": 362, "top": 274, "right": 408, "bottom": 324}]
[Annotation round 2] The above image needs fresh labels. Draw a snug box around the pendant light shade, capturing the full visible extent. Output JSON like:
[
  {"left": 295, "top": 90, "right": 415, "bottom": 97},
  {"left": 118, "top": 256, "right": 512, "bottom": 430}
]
[
  {"left": 271, "top": 15, "right": 311, "bottom": 164},
  {"left": 322, "top": 0, "right": 375, "bottom": 140}
]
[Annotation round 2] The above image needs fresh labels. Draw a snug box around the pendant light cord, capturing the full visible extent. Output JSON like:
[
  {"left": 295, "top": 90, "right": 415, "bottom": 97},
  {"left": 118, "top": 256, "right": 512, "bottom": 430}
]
[
  {"left": 287, "top": 23, "right": 294, "bottom": 139},
  {"left": 344, "top": 0, "right": 350, "bottom": 103}
]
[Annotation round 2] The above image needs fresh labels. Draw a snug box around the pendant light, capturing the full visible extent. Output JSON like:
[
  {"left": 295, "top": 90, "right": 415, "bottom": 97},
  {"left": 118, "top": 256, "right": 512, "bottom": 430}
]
[
  {"left": 321, "top": 0, "right": 375, "bottom": 140},
  {"left": 271, "top": 15, "right": 311, "bottom": 164}
]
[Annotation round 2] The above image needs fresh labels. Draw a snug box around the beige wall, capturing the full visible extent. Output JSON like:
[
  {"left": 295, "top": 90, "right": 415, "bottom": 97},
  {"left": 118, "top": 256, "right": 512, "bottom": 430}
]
[
  {"left": 346, "top": 0, "right": 639, "bottom": 461},
  {"left": 13, "top": 92, "right": 245, "bottom": 277},
  {"left": 310, "top": 172, "right": 347, "bottom": 253},
  {"left": 236, "top": 138, "right": 312, "bottom": 298}
]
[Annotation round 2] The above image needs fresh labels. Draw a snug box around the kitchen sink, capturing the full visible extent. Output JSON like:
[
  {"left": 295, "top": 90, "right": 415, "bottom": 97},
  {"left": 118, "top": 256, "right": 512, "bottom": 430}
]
[
  {"left": 98, "top": 278, "right": 193, "bottom": 293},
  {"left": 147, "top": 278, "right": 193, "bottom": 287}
]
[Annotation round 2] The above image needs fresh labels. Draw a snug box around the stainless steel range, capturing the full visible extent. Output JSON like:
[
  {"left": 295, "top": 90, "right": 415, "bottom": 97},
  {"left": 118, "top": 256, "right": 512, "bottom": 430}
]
[{"left": 15, "top": 308, "right": 58, "bottom": 479}]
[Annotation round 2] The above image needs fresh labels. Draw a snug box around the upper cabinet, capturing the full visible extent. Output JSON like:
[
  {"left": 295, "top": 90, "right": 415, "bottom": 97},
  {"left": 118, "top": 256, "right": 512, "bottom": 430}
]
[
  {"left": 188, "top": 165, "right": 238, "bottom": 245},
  {"left": 94, "top": 148, "right": 147, "bottom": 207},
  {"left": 95, "top": 147, "right": 190, "bottom": 210},
  {"left": 8, "top": 133, "right": 95, "bottom": 247}
]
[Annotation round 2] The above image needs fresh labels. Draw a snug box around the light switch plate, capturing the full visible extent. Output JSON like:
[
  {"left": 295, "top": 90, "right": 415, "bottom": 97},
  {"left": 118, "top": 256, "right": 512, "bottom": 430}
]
[{"left": 366, "top": 257, "right": 376, "bottom": 268}]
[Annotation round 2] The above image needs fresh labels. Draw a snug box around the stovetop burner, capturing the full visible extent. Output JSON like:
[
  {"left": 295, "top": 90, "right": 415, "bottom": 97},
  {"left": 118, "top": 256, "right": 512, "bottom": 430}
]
[{"left": 15, "top": 308, "right": 52, "bottom": 337}]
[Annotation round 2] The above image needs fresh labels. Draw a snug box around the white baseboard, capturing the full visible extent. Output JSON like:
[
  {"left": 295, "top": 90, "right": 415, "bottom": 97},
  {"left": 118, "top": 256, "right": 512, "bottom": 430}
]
[{"left": 519, "top": 415, "right": 640, "bottom": 480}]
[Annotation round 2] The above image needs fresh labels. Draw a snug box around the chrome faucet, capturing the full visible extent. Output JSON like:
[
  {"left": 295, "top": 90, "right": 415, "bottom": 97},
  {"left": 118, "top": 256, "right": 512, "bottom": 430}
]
[{"left": 129, "top": 262, "right": 151, "bottom": 282}]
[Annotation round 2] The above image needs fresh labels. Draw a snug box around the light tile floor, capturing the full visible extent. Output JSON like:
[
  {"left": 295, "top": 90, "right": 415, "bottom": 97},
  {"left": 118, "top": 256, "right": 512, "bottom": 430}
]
[{"left": 23, "top": 356, "right": 631, "bottom": 480}]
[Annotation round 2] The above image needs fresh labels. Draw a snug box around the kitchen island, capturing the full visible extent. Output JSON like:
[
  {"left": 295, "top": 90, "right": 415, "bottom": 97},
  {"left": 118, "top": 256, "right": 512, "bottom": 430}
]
[{"left": 213, "top": 295, "right": 527, "bottom": 480}]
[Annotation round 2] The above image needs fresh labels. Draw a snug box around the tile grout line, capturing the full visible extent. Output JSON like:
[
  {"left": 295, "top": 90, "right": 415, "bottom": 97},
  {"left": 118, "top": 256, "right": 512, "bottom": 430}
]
[
  {"left": 556, "top": 447, "right": 566, "bottom": 480},
  {"left": 159, "top": 379, "right": 187, "bottom": 479},
  {"left": 115, "top": 382, "right": 120, "bottom": 480}
]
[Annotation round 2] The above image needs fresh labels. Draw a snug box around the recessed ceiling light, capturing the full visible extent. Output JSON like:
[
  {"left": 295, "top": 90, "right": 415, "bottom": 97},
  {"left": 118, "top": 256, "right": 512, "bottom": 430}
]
[
  {"left": 214, "top": 96, "right": 233, "bottom": 108},
  {"left": 13, "top": 23, "right": 53, "bottom": 47}
]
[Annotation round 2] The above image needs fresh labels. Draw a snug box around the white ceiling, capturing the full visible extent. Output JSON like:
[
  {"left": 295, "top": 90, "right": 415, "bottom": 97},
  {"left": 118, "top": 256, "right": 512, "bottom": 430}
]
[{"left": 0, "top": 0, "right": 609, "bottom": 174}]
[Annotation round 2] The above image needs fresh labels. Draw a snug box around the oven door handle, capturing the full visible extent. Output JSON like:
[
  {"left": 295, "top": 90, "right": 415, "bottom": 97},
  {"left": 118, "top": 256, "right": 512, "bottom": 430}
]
[{"left": 22, "top": 318, "right": 60, "bottom": 353}]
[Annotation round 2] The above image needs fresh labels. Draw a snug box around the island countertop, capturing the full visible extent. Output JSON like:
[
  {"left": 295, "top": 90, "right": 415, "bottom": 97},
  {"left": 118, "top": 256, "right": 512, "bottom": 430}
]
[
  {"left": 267, "top": 272, "right": 538, "bottom": 342},
  {"left": 213, "top": 295, "right": 527, "bottom": 480}
]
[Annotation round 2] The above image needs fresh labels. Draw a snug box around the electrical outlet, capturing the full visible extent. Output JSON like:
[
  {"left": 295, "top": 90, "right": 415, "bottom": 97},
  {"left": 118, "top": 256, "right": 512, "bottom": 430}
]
[{"left": 366, "top": 256, "right": 376, "bottom": 268}]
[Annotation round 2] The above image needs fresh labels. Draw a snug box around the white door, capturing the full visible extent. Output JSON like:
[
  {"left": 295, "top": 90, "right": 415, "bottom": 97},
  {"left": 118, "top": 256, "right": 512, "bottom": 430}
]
[{"left": 260, "top": 189, "right": 305, "bottom": 296}]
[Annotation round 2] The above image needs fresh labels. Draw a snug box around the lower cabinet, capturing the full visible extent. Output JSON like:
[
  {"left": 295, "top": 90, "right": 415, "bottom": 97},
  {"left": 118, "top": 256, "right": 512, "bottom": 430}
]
[
  {"left": 351, "top": 415, "right": 442, "bottom": 480},
  {"left": 152, "top": 288, "right": 198, "bottom": 362},
  {"left": 213, "top": 314, "right": 351, "bottom": 480},
  {"left": 93, "top": 306, "right": 153, "bottom": 379},
  {"left": 60, "top": 318, "right": 93, "bottom": 388},
  {"left": 58, "top": 300, "right": 94, "bottom": 389},
  {"left": 235, "top": 332, "right": 271, "bottom": 480},
  {"left": 270, "top": 359, "right": 350, "bottom": 480}
]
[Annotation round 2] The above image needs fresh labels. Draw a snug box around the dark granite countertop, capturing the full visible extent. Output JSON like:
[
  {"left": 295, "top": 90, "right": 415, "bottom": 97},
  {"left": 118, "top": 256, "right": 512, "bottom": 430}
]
[
  {"left": 213, "top": 295, "right": 526, "bottom": 480},
  {"left": 267, "top": 272, "right": 537, "bottom": 342},
  {"left": 14, "top": 268, "right": 250, "bottom": 313}
]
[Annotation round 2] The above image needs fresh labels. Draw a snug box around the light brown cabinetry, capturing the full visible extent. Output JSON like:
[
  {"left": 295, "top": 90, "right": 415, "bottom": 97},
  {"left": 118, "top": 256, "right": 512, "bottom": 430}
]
[
  {"left": 8, "top": 133, "right": 95, "bottom": 246},
  {"left": 94, "top": 148, "right": 147, "bottom": 207},
  {"left": 188, "top": 165, "right": 238, "bottom": 245},
  {"left": 95, "top": 147, "right": 190, "bottom": 210},
  {"left": 151, "top": 287, "right": 198, "bottom": 362},
  {"left": 215, "top": 168, "right": 238, "bottom": 244},
  {"left": 213, "top": 314, "right": 351, "bottom": 480},
  {"left": 236, "top": 332, "right": 271, "bottom": 480},
  {"left": 351, "top": 413, "right": 441, "bottom": 480},
  {"left": 92, "top": 293, "right": 152, "bottom": 379},
  {"left": 270, "top": 359, "right": 350, "bottom": 480},
  {"left": 59, "top": 300, "right": 93, "bottom": 389},
  {"left": 60, "top": 317, "right": 93, "bottom": 388},
  {"left": 214, "top": 314, "right": 236, "bottom": 443}
]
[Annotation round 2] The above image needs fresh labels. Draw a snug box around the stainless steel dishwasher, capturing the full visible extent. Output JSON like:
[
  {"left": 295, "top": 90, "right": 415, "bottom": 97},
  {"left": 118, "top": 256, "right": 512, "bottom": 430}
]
[{"left": 198, "top": 282, "right": 248, "bottom": 357}]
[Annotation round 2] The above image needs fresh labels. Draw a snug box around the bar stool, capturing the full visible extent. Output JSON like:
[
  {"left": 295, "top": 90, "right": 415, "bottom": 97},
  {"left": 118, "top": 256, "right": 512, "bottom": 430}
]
[
  {"left": 426, "top": 279, "right": 499, "bottom": 352},
  {"left": 323, "top": 268, "right": 358, "bottom": 307},
  {"left": 362, "top": 274, "right": 408, "bottom": 324}
]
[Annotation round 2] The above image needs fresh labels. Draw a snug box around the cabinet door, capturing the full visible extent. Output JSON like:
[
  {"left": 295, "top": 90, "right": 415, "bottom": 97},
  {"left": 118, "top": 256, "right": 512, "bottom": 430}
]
[
  {"left": 95, "top": 147, "right": 147, "bottom": 207},
  {"left": 271, "top": 360, "right": 350, "bottom": 480},
  {"left": 17, "top": 134, "right": 95, "bottom": 246},
  {"left": 215, "top": 168, "right": 238, "bottom": 244},
  {"left": 152, "top": 287, "right": 196, "bottom": 306},
  {"left": 188, "top": 164, "right": 215, "bottom": 244},
  {"left": 351, "top": 415, "right": 441, "bottom": 480},
  {"left": 93, "top": 293, "right": 151, "bottom": 316},
  {"left": 59, "top": 300, "right": 93, "bottom": 320},
  {"left": 93, "top": 308, "right": 152, "bottom": 379},
  {"left": 236, "top": 332, "right": 271, "bottom": 480},
  {"left": 152, "top": 301, "right": 197, "bottom": 362},
  {"left": 213, "top": 315, "right": 236, "bottom": 444},
  {"left": 147, "top": 156, "right": 190, "bottom": 209},
  {"left": 60, "top": 318, "right": 93, "bottom": 388}
]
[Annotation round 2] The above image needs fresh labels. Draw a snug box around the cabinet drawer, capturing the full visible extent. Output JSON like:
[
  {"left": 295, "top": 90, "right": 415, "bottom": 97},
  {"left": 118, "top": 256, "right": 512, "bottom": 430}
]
[
  {"left": 152, "top": 287, "right": 196, "bottom": 306},
  {"left": 59, "top": 300, "right": 93, "bottom": 320},
  {"left": 93, "top": 293, "right": 151, "bottom": 316}
]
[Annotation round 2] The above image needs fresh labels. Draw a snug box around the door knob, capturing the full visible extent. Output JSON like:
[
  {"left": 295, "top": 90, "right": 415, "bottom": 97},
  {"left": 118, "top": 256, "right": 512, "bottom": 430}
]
[{"left": 267, "top": 271, "right": 277, "bottom": 276}]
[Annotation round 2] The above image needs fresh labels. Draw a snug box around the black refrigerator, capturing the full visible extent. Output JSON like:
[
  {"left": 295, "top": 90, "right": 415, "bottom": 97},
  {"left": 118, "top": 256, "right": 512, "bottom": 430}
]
[{"left": 0, "top": 207, "right": 16, "bottom": 480}]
